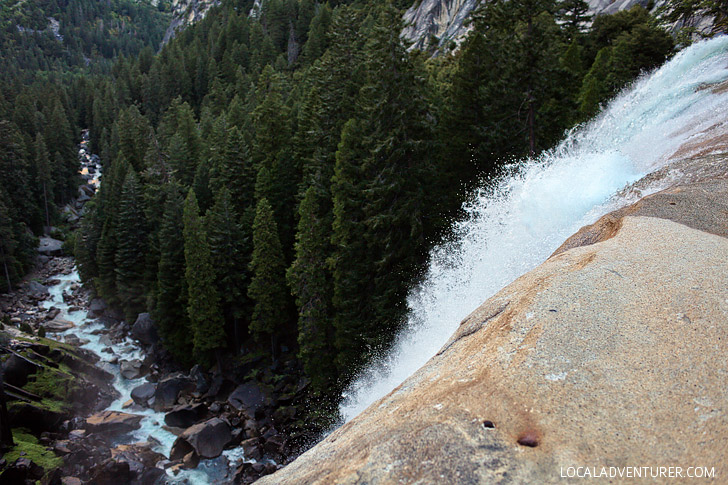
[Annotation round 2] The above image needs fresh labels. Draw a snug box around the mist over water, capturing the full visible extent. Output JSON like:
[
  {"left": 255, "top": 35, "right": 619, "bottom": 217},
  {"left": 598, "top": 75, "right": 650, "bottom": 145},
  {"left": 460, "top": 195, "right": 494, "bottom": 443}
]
[{"left": 339, "top": 36, "right": 728, "bottom": 422}]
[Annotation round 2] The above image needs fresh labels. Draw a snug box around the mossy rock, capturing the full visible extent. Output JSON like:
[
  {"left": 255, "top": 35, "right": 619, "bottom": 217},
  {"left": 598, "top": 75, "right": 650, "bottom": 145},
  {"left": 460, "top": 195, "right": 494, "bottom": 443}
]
[{"left": 4, "top": 428, "right": 63, "bottom": 472}]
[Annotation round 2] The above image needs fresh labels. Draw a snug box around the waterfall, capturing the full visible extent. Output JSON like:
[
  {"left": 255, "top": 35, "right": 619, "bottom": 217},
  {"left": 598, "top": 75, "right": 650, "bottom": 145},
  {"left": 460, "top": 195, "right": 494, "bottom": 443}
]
[{"left": 339, "top": 36, "right": 728, "bottom": 422}]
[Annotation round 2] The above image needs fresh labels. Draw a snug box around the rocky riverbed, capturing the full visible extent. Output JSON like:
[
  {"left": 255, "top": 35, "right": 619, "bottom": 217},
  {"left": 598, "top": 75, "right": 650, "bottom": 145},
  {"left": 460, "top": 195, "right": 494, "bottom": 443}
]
[{"left": 0, "top": 254, "right": 313, "bottom": 483}]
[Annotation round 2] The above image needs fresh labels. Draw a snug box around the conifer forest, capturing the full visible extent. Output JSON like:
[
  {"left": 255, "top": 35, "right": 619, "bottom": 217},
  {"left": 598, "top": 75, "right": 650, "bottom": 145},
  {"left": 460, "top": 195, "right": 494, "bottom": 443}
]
[{"left": 0, "top": 0, "right": 712, "bottom": 481}]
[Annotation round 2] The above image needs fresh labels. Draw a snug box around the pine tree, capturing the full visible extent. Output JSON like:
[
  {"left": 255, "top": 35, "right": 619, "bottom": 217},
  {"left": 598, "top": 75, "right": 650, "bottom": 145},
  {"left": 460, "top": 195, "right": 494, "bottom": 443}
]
[
  {"left": 94, "top": 157, "right": 130, "bottom": 304},
  {"left": 251, "top": 66, "right": 297, "bottom": 247},
  {"left": 116, "top": 105, "right": 152, "bottom": 172},
  {"left": 193, "top": 158, "right": 213, "bottom": 214},
  {"left": 212, "top": 126, "right": 256, "bottom": 218},
  {"left": 156, "top": 185, "right": 193, "bottom": 362},
  {"left": 75, "top": 199, "right": 101, "bottom": 283},
  {"left": 248, "top": 197, "right": 288, "bottom": 358},
  {"left": 206, "top": 187, "right": 249, "bottom": 353},
  {"left": 33, "top": 134, "right": 53, "bottom": 231},
  {"left": 330, "top": 119, "right": 372, "bottom": 378},
  {"left": 114, "top": 170, "right": 148, "bottom": 323},
  {"left": 45, "top": 100, "right": 77, "bottom": 203},
  {"left": 301, "top": 3, "right": 333, "bottom": 63},
  {"left": 578, "top": 47, "right": 610, "bottom": 117},
  {"left": 287, "top": 183, "right": 336, "bottom": 394},
  {"left": 183, "top": 189, "right": 226, "bottom": 367}
]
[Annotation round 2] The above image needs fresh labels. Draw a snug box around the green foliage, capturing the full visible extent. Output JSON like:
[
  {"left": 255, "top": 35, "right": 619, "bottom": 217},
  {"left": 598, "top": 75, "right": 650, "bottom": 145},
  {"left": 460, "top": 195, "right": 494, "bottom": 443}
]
[
  {"left": 115, "top": 170, "right": 148, "bottom": 322},
  {"left": 248, "top": 197, "right": 288, "bottom": 356},
  {"left": 155, "top": 185, "right": 192, "bottom": 362},
  {"left": 0, "top": 0, "right": 170, "bottom": 83},
  {"left": 183, "top": 189, "right": 226, "bottom": 367},
  {"left": 578, "top": 7, "right": 674, "bottom": 118},
  {"left": 287, "top": 184, "right": 336, "bottom": 395},
  {"left": 205, "top": 186, "right": 250, "bottom": 353}
]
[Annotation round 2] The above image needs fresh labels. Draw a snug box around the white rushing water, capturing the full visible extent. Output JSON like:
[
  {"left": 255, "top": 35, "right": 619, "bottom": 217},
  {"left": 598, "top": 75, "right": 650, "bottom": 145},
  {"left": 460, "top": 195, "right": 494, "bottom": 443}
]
[
  {"left": 42, "top": 272, "right": 247, "bottom": 484},
  {"left": 340, "top": 36, "right": 728, "bottom": 422}
]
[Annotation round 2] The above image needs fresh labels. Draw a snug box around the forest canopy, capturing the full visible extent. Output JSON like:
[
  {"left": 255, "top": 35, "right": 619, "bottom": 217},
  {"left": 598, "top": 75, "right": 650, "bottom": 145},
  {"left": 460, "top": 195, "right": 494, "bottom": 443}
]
[{"left": 1, "top": 0, "right": 679, "bottom": 428}]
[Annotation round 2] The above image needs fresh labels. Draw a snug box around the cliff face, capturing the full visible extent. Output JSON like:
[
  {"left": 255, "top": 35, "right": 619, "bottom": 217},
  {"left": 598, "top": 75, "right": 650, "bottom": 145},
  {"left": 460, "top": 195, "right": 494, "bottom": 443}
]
[
  {"left": 258, "top": 152, "right": 728, "bottom": 484},
  {"left": 162, "top": 0, "right": 219, "bottom": 45},
  {"left": 401, "top": 0, "right": 710, "bottom": 53},
  {"left": 402, "top": 0, "right": 479, "bottom": 51}
]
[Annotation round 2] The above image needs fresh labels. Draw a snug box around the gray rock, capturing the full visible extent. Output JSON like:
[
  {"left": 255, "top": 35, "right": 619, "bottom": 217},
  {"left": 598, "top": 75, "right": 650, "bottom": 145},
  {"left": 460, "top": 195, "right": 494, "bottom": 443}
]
[
  {"left": 402, "top": 0, "right": 479, "bottom": 52},
  {"left": 3, "top": 354, "right": 41, "bottom": 387},
  {"left": 37, "top": 237, "right": 63, "bottom": 256},
  {"left": 108, "top": 442, "right": 165, "bottom": 477},
  {"left": 120, "top": 359, "right": 146, "bottom": 380},
  {"left": 98, "top": 334, "right": 113, "bottom": 347},
  {"left": 228, "top": 382, "right": 266, "bottom": 417},
  {"left": 131, "top": 382, "right": 156, "bottom": 407},
  {"left": 241, "top": 437, "right": 262, "bottom": 461},
  {"left": 45, "top": 317, "right": 75, "bottom": 332},
  {"left": 88, "top": 298, "right": 107, "bottom": 318},
  {"left": 174, "top": 418, "right": 231, "bottom": 459},
  {"left": 153, "top": 373, "right": 194, "bottom": 411},
  {"left": 85, "top": 411, "right": 143, "bottom": 434},
  {"left": 131, "top": 313, "right": 159, "bottom": 346},
  {"left": 26, "top": 281, "right": 49, "bottom": 297},
  {"left": 189, "top": 364, "right": 210, "bottom": 394},
  {"left": 164, "top": 403, "right": 207, "bottom": 428}
]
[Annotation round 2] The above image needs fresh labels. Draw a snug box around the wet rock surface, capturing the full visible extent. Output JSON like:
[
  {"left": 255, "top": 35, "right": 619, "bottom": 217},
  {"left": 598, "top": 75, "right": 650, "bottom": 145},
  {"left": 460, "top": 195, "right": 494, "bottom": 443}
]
[{"left": 85, "top": 411, "right": 144, "bottom": 434}]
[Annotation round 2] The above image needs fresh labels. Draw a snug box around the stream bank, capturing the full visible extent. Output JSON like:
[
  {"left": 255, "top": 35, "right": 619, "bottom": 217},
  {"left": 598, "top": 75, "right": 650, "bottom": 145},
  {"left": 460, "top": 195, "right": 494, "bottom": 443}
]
[{"left": 1, "top": 245, "right": 307, "bottom": 484}]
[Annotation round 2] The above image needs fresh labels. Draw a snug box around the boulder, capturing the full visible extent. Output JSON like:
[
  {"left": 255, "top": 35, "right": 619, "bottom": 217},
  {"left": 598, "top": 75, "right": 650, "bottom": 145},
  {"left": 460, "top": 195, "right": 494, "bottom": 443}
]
[
  {"left": 7, "top": 402, "right": 66, "bottom": 434},
  {"left": 131, "top": 313, "right": 159, "bottom": 346},
  {"left": 88, "top": 298, "right": 107, "bottom": 318},
  {"left": 164, "top": 403, "right": 207, "bottom": 428},
  {"left": 153, "top": 373, "right": 194, "bottom": 411},
  {"left": 228, "top": 382, "right": 266, "bottom": 417},
  {"left": 110, "top": 442, "right": 165, "bottom": 476},
  {"left": 2, "top": 353, "right": 40, "bottom": 387},
  {"left": 174, "top": 417, "right": 232, "bottom": 459},
  {"left": 120, "top": 359, "right": 146, "bottom": 380},
  {"left": 37, "top": 237, "right": 63, "bottom": 256},
  {"left": 130, "top": 382, "right": 156, "bottom": 407},
  {"left": 138, "top": 468, "right": 167, "bottom": 485},
  {"left": 89, "top": 459, "right": 131, "bottom": 485},
  {"left": 240, "top": 437, "right": 262, "bottom": 461},
  {"left": 189, "top": 364, "right": 210, "bottom": 394},
  {"left": 85, "top": 411, "right": 143, "bottom": 434},
  {"left": 45, "top": 317, "right": 75, "bottom": 332},
  {"left": 169, "top": 437, "right": 194, "bottom": 461},
  {"left": 98, "top": 334, "right": 113, "bottom": 347},
  {"left": 26, "top": 280, "right": 49, "bottom": 297},
  {"left": 0, "top": 457, "right": 44, "bottom": 483},
  {"left": 256, "top": 169, "right": 728, "bottom": 483},
  {"left": 183, "top": 450, "right": 200, "bottom": 469}
]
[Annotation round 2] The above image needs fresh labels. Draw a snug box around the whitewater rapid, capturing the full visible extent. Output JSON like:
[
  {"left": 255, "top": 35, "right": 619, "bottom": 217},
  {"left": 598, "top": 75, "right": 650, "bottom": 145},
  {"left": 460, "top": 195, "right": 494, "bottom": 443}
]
[{"left": 340, "top": 36, "right": 728, "bottom": 422}]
